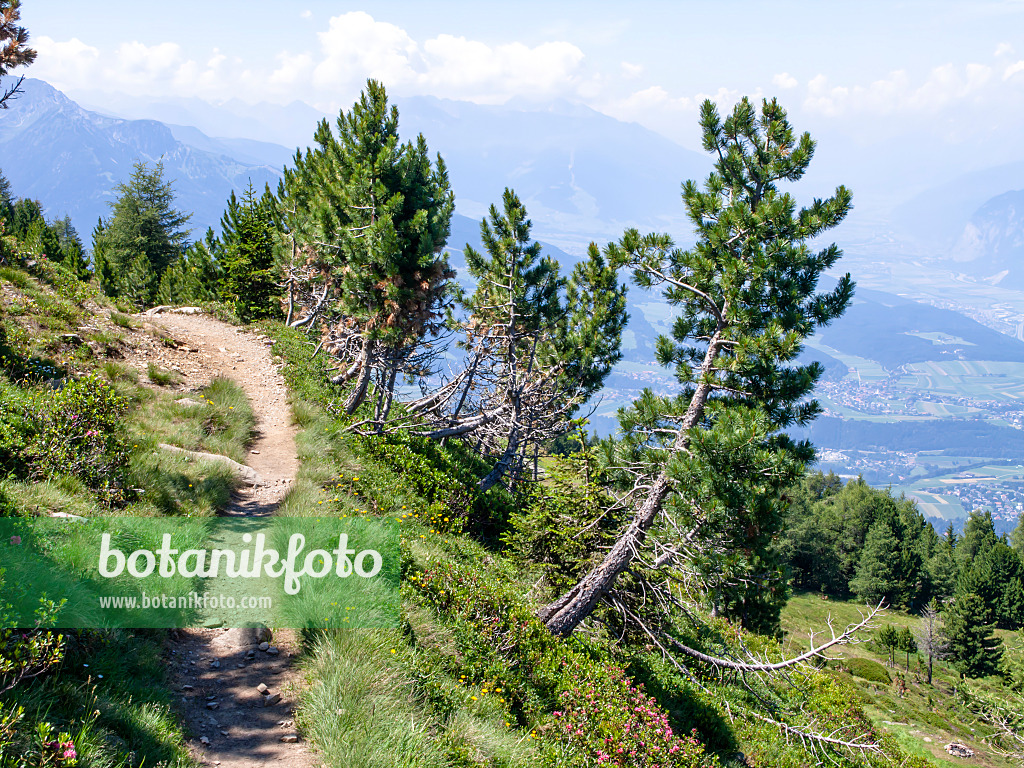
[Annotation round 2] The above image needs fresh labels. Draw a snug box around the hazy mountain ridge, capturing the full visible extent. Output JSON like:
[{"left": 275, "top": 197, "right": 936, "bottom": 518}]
[
  {"left": 0, "top": 79, "right": 282, "bottom": 235},
  {"left": 949, "top": 189, "right": 1024, "bottom": 288}
]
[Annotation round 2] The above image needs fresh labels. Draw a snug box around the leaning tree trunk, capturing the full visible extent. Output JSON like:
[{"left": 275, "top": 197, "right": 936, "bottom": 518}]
[
  {"left": 478, "top": 426, "right": 521, "bottom": 492},
  {"left": 344, "top": 338, "right": 375, "bottom": 414},
  {"left": 537, "top": 336, "right": 721, "bottom": 637}
]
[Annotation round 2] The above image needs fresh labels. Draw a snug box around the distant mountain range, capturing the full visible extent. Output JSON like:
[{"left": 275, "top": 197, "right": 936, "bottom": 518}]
[
  {"left": 0, "top": 79, "right": 281, "bottom": 236},
  {"left": 948, "top": 189, "right": 1024, "bottom": 288},
  {"left": 9, "top": 77, "right": 1024, "bottom": 452}
]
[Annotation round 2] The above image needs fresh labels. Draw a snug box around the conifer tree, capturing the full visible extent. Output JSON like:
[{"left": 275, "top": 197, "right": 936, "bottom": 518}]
[
  {"left": 220, "top": 183, "right": 280, "bottom": 321},
  {"left": 92, "top": 161, "right": 191, "bottom": 306},
  {"left": 876, "top": 624, "right": 899, "bottom": 667},
  {"left": 1012, "top": 511, "right": 1024, "bottom": 557},
  {"left": 539, "top": 96, "right": 854, "bottom": 637},
  {"left": 410, "top": 189, "right": 626, "bottom": 490},
  {"left": 926, "top": 538, "right": 959, "bottom": 603},
  {"left": 51, "top": 215, "right": 88, "bottom": 279},
  {"left": 896, "top": 626, "right": 917, "bottom": 671},
  {"left": 943, "top": 591, "right": 1003, "bottom": 678},
  {"left": 280, "top": 79, "right": 454, "bottom": 418},
  {"left": 850, "top": 519, "right": 901, "bottom": 606},
  {"left": 0, "top": 1, "right": 35, "bottom": 108},
  {"left": 957, "top": 509, "right": 998, "bottom": 567}
]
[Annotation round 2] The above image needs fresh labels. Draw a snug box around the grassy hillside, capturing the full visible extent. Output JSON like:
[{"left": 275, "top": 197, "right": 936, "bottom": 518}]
[
  {"left": 0, "top": 254, "right": 257, "bottom": 766},
  {"left": 2, "top": 248, "right": 1021, "bottom": 767},
  {"left": 782, "top": 593, "right": 1023, "bottom": 767}
]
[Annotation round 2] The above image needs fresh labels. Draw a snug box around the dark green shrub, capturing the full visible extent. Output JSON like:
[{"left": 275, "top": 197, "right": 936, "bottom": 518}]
[
  {"left": 843, "top": 657, "right": 891, "bottom": 684},
  {"left": 505, "top": 449, "right": 621, "bottom": 594},
  {"left": 26, "top": 374, "right": 130, "bottom": 504}
]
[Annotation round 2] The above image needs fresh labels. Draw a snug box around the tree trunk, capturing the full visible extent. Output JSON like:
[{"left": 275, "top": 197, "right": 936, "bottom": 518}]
[
  {"left": 538, "top": 334, "right": 722, "bottom": 637},
  {"left": 478, "top": 427, "right": 521, "bottom": 492},
  {"left": 344, "top": 338, "right": 375, "bottom": 414},
  {"left": 374, "top": 361, "right": 399, "bottom": 431}
]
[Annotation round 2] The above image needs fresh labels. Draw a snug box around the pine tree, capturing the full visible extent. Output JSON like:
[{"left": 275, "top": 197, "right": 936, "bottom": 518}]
[
  {"left": 1001, "top": 576, "right": 1024, "bottom": 630},
  {"left": 51, "top": 215, "right": 89, "bottom": 278},
  {"left": 876, "top": 624, "right": 899, "bottom": 667},
  {"left": 92, "top": 161, "right": 192, "bottom": 305},
  {"left": 943, "top": 591, "right": 1003, "bottom": 678},
  {"left": 414, "top": 189, "right": 626, "bottom": 490},
  {"left": 850, "top": 519, "right": 901, "bottom": 605},
  {"left": 539, "top": 97, "right": 854, "bottom": 636},
  {"left": 896, "top": 626, "right": 917, "bottom": 671},
  {"left": 281, "top": 79, "right": 454, "bottom": 417},
  {"left": 926, "top": 538, "right": 959, "bottom": 603},
  {"left": 957, "top": 509, "right": 998, "bottom": 567},
  {"left": 0, "top": 1, "right": 36, "bottom": 109},
  {"left": 220, "top": 183, "right": 280, "bottom": 321},
  {"left": 1012, "top": 511, "right": 1024, "bottom": 558}
]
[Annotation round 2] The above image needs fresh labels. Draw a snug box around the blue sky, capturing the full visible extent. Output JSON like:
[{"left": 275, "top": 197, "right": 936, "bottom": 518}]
[{"left": 18, "top": 1, "right": 1024, "bottom": 179}]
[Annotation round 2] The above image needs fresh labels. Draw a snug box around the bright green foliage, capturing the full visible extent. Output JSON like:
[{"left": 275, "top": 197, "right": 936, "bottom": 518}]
[
  {"left": 505, "top": 449, "right": 622, "bottom": 594},
  {"left": 585, "top": 96, "right": 854, "bottom": 634},
  {"left": 92, "top": 161, "right": 192, "bottom": 306},
  {"left": 876, "top": 624, "right": 899, "bottom": 667},
  {"left": 156, "top": 228, "right": 224, "bottom": 306},
  {"left": 784, "top": 474, "right": 942, "bottom": 606},
  {"left": 895, "top": 626, "right": 917, "bottom": 670},
  {"left": 943, "top": 591, "right": 1003, "bottom": 678},
  {"left": 219, "top": 184, "right": 280, "bottom": 321},
  {"left": 452, "top": 189, "right": 626, "bottom": 489},
  {"left": 48, "top": 216, "right": 87, "bottom": 279},
  {"left": 843, "top": 656, "right": 891, "bottom": 684},
  {"left": 281, "top": 79, "right": 455, "bottom": 412},
  {"left": 850, "top": 507, "right": 924, "bottom": 609},
  {"left": 26, "top": 374, "right": 130, "bottom": 504},
  {"left": 957, "top": 509, "right": 998, "bottom": 567},
  {"left": 958, "top": 540, "right": 1024, "bottom": 629}
]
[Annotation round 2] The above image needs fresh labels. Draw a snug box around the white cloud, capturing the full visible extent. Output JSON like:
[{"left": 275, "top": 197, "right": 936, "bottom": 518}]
[
  {"left": 29, "top": 12, "right": 591, "bottom": 109},
  {"left": 772, "top": 72, "right": 797, "bottom": 89},
  {"left": 995, "top": 42, "right": 1014, "bottom": 57},
  {"left": 1004, "top": 60, "right": 1024, "bottom": 80},
  {"left": 307, "top": 13, "right": 588, "bottom": 105},
  {"left": 621, "top": 61, "right": 644, "bottom": 78},
  {"left": 803, "top": 62, "right": 1002, "bottom": 118},
  {"left": 301, "top": 10, "right": 312, "bottom": 19}
]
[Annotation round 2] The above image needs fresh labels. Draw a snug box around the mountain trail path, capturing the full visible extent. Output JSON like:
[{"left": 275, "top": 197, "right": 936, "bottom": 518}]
[{"left": 127, "top": 310, "right": 317, "bottom": 768}]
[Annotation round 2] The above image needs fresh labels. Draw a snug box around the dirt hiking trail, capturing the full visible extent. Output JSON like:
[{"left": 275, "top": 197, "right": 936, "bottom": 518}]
[{"left": 130, "top": 310, "right": 317, "bottom": 768}]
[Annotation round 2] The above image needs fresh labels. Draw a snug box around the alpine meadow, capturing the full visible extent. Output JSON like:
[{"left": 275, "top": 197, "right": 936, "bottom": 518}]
[{"left": 2, "top": 2, "right": 1024, "bottom": 768}]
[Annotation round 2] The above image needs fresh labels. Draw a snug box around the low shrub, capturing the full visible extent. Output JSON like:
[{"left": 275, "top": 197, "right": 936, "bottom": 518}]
[
  {"left": 554, "top": 666, "right": 716, "bottom": 767},
  {"left": 842, "top": 657, "right": 891, "bottom": 684},
  {"left": 26, "top": 374, "right": 130, "bottom": 504}
]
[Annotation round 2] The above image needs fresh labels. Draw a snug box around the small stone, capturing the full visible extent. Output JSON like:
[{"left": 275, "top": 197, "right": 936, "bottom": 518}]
[
  {"left": 206, "top": 695, "right": 217, "bottom": 701},
  {"left": 259, "top": 641, "right": 270, "bottom": 652},
  {"left": 206, "top": 702, "right": 219, "bottom": 710},
  {"left": 199, "top": 736, "right": 210, "bottom": 746},
  {"left": 266, "top": 646, "right": 280, "bottom": 656},
  {"left": 251, "top": 450, "right": 260, "bottom": 455},
  {"left": 204, "top": 618, "right": 224, "bottom": 629},
  {"left": 280, "top": 734, "right": 298, "bottom": 743},
  {"left": 257, "top": 683, "right": 269, "bottom": 694},
  {"left": 210, "top": 660, "right": 220, "bottom": 669},
  {"left": 236, "top": 663, "right": 245, "bottom": 668},
  {"left": 219, "top": 731, "right": 230, "bottom": 737},
  {"left": 182, "top": 684, "right": 194, "bottom": 691},
  {"left": 264, "top": 692, "right": 282, "bottom": 707}
]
